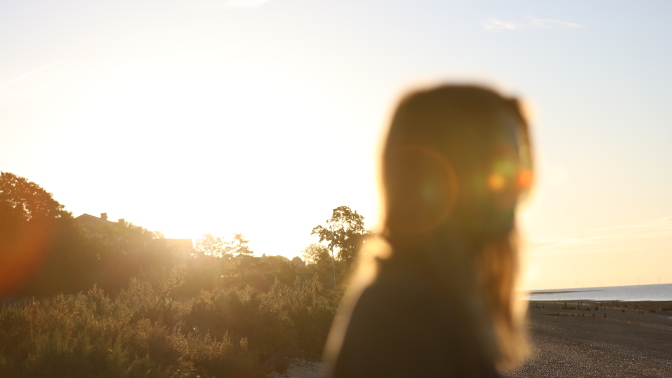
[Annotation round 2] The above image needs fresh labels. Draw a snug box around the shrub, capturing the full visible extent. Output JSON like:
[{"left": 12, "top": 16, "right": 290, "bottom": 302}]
[{"left": 1, "top": 269, "right": 339, "bottom": 377}]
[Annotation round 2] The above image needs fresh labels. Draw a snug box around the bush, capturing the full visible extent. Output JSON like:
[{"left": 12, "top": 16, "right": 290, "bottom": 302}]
[{"left": 0, "top": 270, "right": 339, "bottom": 377}]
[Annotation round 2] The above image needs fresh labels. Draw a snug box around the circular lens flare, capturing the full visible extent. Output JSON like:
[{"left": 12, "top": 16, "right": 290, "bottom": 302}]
[
  {"left": 487, "top": 173, "right": 506, "bottom": 193},
  {"left": 518, "top": 169, "right": 533, "bottom": 190},
  {"left": 385, "top": 144, "right": 458, "bottom": 235}
]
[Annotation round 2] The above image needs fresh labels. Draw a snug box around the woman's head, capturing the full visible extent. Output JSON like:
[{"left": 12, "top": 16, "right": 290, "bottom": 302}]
[{"left": 381, "top": 84, "right": 532, "bottom": 246}]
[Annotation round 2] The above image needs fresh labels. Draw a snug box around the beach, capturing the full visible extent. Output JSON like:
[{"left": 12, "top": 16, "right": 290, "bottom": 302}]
[{"left": 506, "top": 301, "right": 672, "bottom": 377}]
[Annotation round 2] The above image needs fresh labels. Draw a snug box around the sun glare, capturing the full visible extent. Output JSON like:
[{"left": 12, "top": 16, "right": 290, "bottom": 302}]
[{"left": 30, "top": 54, "right": 379, "bottom": 258}]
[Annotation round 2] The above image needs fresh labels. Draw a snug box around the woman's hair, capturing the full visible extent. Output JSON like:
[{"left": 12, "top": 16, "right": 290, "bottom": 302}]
[{"left": 378, "top": 84, "right": 533, "bottom": 369}]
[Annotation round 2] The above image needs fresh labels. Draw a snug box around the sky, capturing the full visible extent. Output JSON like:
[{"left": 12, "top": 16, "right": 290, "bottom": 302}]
[{"left": 1, "top": 0, "right": 671, "bottom": 290}]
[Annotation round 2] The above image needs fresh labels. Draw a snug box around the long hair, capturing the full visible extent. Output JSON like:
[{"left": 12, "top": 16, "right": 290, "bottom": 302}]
[{"left": 377, "top": 84, "right": 533, "bottom": 369}]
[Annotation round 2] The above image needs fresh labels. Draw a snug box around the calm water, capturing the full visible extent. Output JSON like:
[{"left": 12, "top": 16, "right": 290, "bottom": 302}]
[{"left": 525, "top": 283, "right": 672, "bottom": 302}]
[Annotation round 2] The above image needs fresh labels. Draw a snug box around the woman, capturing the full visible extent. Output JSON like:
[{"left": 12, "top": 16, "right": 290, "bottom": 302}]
[{"left": 324, "top": 85, "right": 533, "bottom": 377}]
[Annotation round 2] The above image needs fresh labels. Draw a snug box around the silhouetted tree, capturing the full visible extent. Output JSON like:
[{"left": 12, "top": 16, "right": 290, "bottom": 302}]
[
  {"left": 311, "top": 206, "right": 369, "bottom": 286},
  {"left": 0, "top": 172, "right": 69, "bottom": 221},
  {"left": 0, "top": 172, "right": 97, "bottom": 296},
  {"left": 290, "top": 256, "right": 304, "bottom": 266},
  {"left": 229, "top": 233, "right": 253, "bottom": 259}
]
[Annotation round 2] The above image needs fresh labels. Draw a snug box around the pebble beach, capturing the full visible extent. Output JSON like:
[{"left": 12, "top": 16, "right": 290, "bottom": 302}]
[{"left": 506, "top": 301, "right": 672, "bottom": 377}]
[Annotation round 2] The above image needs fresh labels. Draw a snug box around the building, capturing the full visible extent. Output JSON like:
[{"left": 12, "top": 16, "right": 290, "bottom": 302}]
[{"left": 75, "top": 213, "right": 123, "bottom": 233}]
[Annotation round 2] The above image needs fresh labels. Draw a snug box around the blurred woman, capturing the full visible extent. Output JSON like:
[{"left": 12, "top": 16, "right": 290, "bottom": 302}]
[{"left": 324, "top": 84, "right": 533, "bottom": 377}]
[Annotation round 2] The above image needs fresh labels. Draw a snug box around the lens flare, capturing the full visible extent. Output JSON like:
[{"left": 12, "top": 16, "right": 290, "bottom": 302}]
[
  {"left": 385, "top": 144, "right": 458, "bottom": 234},
  {"left": 518, "top": 169, "right": 533, "bottom": 189},
  {"left": 0, "top": 219, "right": 53, "bottom": 295},
  {"left": 487, "top": 173, "right": 506, "bottom": 193}
]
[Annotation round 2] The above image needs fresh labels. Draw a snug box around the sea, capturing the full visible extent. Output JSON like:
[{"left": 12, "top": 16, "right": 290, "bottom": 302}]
[{"left": 524, "top": 283, "right": 672, "bottom": 302}]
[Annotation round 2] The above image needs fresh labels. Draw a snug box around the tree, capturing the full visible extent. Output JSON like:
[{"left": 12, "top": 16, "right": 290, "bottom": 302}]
[
  {"left": 302, "top": 243, "right": 330, "bottom": 265},
  {"left": 290, "top": 256, "right": 304, "bottom": 266},
  {"left": 311, "top": 206, "right": 370, "bottom": 287},
  {"left": 229, "top": 233, "right": 253, "bottom": 259},
  {"left": 0, "top": 172, "right": 69, "bottom": 222},
  {"left": 194, "top": 233, "right": 230, "bottom": 259},
  {"left": 0, "top": 172, "right": 95, "bottom": 296},
  {"left": 228, "top": 233, "right": 254, "bottom": 285}
]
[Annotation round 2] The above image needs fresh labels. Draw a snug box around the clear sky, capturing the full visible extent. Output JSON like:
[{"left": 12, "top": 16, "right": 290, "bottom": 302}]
[{"left": 2, "top": 0, "right": 671, "bottom": 290}]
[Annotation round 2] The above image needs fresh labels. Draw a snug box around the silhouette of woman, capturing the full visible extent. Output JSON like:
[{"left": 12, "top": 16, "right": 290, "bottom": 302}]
[{"left": 323, "top": 85, "right": 533, "bottom": 377}]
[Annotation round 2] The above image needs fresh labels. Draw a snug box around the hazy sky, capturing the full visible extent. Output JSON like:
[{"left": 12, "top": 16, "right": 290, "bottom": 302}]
[{"left": 2, "top": 0, "right": 671, "bottom": 290}]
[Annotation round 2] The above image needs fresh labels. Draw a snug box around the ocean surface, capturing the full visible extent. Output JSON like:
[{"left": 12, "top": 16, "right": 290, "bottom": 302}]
[{"left": 524, "top": 283, "right": 672, "bottom": 302}]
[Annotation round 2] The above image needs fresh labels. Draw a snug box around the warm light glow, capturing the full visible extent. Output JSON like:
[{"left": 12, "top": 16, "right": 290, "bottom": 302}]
[
  {"left": 26, "top": 53, "right": 384, "bottom": 258},
  {"left": 518, "top": 169, "right": 533, "bottom": 189},
  {"left": 487, "top": 173, "right": 505, "bottom": 192},
  {"left": 0, "top": 218, "right": 53, "bottom": 295}
]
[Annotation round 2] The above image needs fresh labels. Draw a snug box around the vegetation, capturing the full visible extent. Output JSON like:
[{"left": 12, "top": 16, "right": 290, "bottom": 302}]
[
  {"left": 0, "top": 270, "right": 336, "bottom": 377},
  {"left": 0, "top": 172, "right": 370, "bottom": 376},
  {"left": 311, "top": 206, "right": 370, "bottom": 286}
]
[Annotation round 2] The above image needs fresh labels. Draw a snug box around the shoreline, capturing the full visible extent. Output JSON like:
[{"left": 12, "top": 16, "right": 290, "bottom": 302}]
[
  {"left": 523, "top": 283, "right": 672, "bottom": 303},
  {"left": 527, "top": 299, "right": 672, "bottom": 313}
]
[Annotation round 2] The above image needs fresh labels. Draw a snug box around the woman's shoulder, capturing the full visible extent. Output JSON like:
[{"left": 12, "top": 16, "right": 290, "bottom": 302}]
[{"left": 328, "top": 256, "right": 500, "bottom": 378}]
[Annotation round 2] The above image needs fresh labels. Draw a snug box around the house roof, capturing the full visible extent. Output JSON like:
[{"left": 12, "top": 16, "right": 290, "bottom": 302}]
[{"left": 75, "top": 213, "right": 114, "bottom": 233}]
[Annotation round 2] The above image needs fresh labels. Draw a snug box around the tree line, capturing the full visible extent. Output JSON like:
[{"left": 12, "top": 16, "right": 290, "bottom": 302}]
[{"left": 0, "top": 171, "right": 370, "bottom": 297}]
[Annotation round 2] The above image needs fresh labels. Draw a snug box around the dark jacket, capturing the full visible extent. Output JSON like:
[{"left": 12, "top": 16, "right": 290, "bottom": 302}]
[{"left": 327, "top": 257, "right": 500, "bottom": 378}]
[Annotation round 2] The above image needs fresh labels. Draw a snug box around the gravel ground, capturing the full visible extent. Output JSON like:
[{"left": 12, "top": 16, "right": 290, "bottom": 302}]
[
  {"left": 268, "top": 359, "right": 327, "bottom": 378},
  {"left": 270, "top": 301, "right": 672, "bottom": 377},
  {"left": 506, "top": 301, "right": 672, "bottom": 378}
]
